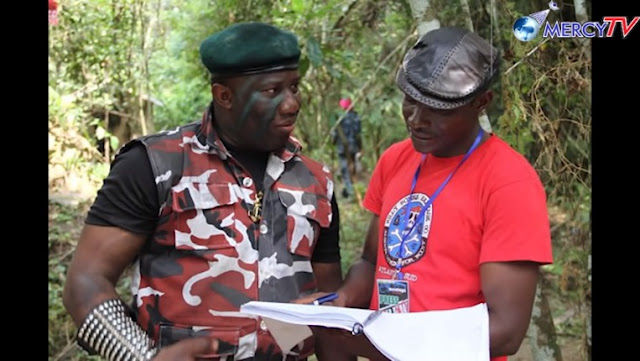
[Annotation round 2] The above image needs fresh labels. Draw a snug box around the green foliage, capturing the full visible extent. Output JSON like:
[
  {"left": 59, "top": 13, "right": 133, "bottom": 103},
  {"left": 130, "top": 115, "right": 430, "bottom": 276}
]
[
  {"left": 478, "top": 0, "right": 591, "bottom": 345},
  {"left": 49, "top": 200, "right": 137, "bottom": 361},
  {"left": 49, "top": 202, "right": 92, "bottom": 360},
  {"left": 337, "top": 201, "right": 371, "bottom": 272}
]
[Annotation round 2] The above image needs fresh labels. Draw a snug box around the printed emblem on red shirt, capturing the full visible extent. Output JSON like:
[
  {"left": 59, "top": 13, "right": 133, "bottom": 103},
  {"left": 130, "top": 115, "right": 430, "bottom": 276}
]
[{"left": 383, "top": 193, "right": 432, "bottom": 268}]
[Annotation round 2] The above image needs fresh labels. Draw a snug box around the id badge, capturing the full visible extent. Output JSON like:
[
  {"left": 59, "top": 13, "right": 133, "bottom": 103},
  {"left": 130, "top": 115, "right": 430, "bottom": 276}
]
[{"left": 376, "top": 279, "right": 410, "bottom": 313}]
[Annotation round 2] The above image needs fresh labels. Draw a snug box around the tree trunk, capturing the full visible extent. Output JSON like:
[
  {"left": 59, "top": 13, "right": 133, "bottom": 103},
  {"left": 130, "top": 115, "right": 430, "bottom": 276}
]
[
  {"left": 527, "top": 277, "right": 563, "bottom": 361},
  {"left": 136, "top": 0, "right": 159, "bottom": 136},
  {"left": 574, "top": 0, "right": 591, "bottom": 105},
  {"left": 459, "top": 0, "right": 493, "bottom": 133},
  {"left": 573, "top": 0, "right": 591, "bottom": 61},
  {"left": 459, "top": 0, "right": 474, "bottom": 32},
  {"left": 407, "top": 0, "right": 440, "bottom": 36}
]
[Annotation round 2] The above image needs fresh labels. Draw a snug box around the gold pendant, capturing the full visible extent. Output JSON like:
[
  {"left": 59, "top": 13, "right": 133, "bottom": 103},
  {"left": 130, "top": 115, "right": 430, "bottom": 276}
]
[{"left": 248, "top": 190, "right": 263, "bottom": 223}]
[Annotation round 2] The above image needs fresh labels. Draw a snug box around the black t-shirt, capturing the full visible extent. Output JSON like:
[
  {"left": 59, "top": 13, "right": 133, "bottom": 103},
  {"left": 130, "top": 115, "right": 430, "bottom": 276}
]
[{"left": 85, "top": 143, "right": 341, "bottom": 263}]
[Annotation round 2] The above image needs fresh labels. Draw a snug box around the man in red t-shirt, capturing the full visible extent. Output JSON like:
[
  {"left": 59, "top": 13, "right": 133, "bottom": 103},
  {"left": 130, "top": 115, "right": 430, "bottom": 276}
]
[{"left": 303, "top": 27, "right": 553, "bottom": 361}]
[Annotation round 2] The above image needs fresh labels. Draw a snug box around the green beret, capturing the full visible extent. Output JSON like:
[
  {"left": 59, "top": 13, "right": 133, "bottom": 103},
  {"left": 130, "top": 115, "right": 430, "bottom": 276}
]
[{"left": 200, "top": 22, "right": 301, "bottom": 78}]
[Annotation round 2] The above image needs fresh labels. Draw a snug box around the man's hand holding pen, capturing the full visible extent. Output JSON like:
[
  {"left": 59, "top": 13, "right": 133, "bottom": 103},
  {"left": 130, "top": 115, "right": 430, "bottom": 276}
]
[
  {"left": 290, "top": 290, "right": 347, "bottom": 307},
  {"left": 288, "top": 290, "right": 388, "bottom": 361}
]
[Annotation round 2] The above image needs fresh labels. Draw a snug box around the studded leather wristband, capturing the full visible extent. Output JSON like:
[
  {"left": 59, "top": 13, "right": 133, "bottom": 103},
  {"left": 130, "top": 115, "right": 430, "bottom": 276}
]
[{"left": 76, "top": 298, "right": 158, "bottom": 361}]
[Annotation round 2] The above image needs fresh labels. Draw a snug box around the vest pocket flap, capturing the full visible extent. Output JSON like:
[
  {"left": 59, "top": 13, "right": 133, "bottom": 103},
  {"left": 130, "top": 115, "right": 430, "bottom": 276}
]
[
  {"left": 170, "top": 182, "right": 245, "bottom": 212},
  {"left": 276, "top": 187, "right": 333, "bottom": 258},
  {"left": 158, "top": 324, "right": 240, "bottom": 357},
  {"left": 169, "top": 183, "right": 246, "bottom": 251},
  {"left": 276, "top": 187, "right": 332, "bottom": 227},
  {"left": 195, "top": 326, "right": 240, "bottom": 357}
]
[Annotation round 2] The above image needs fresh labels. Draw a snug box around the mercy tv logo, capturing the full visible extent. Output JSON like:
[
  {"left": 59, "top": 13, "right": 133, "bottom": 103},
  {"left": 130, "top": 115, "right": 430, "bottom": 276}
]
[{"left": 513, "top": 1, "right": 638, "bottom": 41}]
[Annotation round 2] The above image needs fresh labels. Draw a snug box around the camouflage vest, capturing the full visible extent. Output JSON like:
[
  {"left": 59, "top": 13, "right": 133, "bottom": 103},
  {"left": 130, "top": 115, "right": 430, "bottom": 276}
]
[{"left": 125, "top": 111, "right": 334, "bottom": 360}]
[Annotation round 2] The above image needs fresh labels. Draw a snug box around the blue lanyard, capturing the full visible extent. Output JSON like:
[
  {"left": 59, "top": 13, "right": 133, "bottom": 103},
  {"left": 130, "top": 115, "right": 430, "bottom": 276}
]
[{"left": 394, "top": 130, "right": 484, "bottom": 280}]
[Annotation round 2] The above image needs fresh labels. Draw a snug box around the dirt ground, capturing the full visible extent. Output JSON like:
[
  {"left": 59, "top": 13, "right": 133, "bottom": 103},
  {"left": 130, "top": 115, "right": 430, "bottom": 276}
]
[{"left": 512, "top": 335, "right": 585, "bottom": 361}]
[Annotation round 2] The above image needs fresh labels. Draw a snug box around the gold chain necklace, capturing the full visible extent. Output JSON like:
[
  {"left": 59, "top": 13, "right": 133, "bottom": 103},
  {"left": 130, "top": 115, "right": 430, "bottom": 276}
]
[{"left": 248, "top": 190, "right": 263, "bottom": 223}]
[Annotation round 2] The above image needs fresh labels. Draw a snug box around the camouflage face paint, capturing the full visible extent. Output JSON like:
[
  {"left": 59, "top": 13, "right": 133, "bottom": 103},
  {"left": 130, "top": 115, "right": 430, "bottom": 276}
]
[
  {"left": 255, "top": 93, "right": 284, "bottom": 139},
  {"left": 235, "top": 78, "right": 285, "bottom": 143}
]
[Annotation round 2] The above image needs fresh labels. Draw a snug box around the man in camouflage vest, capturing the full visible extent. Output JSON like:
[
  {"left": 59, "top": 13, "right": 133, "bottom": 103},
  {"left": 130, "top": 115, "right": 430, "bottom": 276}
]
[{"left": 63, "top": 22, "right": 343, "bottom": 361}]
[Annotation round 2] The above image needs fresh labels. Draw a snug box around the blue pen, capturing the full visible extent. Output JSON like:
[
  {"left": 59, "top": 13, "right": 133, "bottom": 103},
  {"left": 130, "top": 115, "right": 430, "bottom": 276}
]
[{"left": 310, "top": 293, "right": 339, "bottom": 305}]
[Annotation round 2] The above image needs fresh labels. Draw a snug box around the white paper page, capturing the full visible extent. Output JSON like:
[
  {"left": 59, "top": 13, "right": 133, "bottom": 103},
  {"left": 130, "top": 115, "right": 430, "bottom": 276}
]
[
  {"left": 240, "top": 302, "right": 489, "bottom": 361},
  {"left": 240, "top": 301, "right": 373, "bottom": 331},
  {"left": 260, "top": 317, "right": 313, "bottom": 354},
  {"left": 363, "top": 303, "right": 490, "bottom": 361}
]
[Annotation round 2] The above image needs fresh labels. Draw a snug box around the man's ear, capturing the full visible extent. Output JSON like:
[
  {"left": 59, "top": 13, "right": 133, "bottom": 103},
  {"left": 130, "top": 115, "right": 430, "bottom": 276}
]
[
  {"left": 474, "top": 90, "right": 493, "bottom": 112},
  {"left": 212, "top": 83, "right": 233, "bottom": 109}
]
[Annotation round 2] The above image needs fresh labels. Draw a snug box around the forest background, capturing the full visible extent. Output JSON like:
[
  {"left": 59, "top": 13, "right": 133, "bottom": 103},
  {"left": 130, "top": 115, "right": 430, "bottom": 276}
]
[{"left": 48, "top": 0, "right": 592, "bottom": 360}]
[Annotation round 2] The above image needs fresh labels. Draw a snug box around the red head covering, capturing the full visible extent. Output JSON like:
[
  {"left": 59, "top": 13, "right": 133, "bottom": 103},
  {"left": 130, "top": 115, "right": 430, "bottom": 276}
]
[{"left": 339, "top": 98, "right": 352, "bottom": 110}]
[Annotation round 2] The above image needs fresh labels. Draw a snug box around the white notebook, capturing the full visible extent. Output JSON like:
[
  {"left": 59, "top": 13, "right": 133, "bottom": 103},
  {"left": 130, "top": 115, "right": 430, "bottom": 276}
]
[{"left": 240, "top": 301, "right": 490, "bottom": 361}]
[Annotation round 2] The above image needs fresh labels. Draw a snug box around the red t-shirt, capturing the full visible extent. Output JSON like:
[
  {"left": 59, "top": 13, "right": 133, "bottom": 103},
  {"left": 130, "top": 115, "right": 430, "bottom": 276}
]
[{"left": 363, "top": 135, "right": 553, "bottom": 361}]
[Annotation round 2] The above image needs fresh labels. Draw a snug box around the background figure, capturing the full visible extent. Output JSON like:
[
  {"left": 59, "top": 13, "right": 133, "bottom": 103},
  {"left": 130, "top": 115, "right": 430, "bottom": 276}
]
[{"left": 332, "top": 97, "right": 362, "bottom": 198}]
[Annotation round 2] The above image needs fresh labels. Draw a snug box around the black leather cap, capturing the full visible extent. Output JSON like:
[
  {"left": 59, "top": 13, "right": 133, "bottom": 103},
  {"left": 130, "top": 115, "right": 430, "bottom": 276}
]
[{"left": 396, "top": 27, "right": 500, "bottom": 109}]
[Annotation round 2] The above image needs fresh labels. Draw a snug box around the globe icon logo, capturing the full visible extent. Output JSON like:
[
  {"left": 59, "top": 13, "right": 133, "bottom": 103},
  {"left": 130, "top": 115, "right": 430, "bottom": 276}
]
[{"left": 513, "top": 16, "right": 540, "bottom": 41}]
